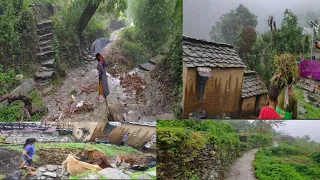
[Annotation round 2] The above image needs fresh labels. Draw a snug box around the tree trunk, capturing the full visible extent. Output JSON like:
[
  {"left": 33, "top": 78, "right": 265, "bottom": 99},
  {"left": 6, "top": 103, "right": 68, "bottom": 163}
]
[{"left": 77, "top": 1, "right": 101, "bottom": 36}]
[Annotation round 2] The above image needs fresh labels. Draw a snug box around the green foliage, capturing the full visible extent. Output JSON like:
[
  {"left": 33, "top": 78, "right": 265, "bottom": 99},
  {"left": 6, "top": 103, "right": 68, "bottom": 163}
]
[
  {"left": 310, "top": 151, "right": 320, "bottom": 163},
  {"left": 0, "top": 101, "right": 24, "bottom": 122},
  {"left": 248, "top": 133, "right": 273, "bottom": 148},
  {"left": 270, "top": 143, "right": 310, "bottom": 156},
  {"left": 0, "top": 65, "right": 18, "bottom": 95},
  {"left": 157, "top": 120, "right": 273, "bottom": 179},
  {"left": 254, "top": 143, "right": 320, "bottom": 180},
  {"left": 0, "top": 89, "right": 45, "bottom": 122},
  {"left": 274, "top": 9, "right": 305, "bottom": 54},
  {"left": 118, "top": 26, "right": 151, "bottom": 68},
  {"left": 209, "top": 4, "right": 258, "bottom": 44}
]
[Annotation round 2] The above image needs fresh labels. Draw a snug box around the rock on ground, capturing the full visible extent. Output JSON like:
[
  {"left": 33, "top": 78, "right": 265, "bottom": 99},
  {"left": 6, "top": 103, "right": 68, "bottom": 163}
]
[{"left": 98, "top": 168, "right": 131, "bottom": 179}]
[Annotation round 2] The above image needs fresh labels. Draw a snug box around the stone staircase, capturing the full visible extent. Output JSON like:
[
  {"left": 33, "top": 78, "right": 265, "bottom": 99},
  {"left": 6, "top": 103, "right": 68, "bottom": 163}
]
[
  {"left": 139, "top": 54, "right": 166, "bottom": 71},
  {"left": 34, "top": 20, "right": 56, "bottom": 81}
]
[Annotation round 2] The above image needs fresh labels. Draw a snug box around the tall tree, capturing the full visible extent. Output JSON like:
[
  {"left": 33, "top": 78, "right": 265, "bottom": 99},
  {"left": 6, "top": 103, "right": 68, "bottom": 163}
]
[
  {"left": 209, "top": 4, "right": 257, "bottom": 45},
  {"left": 275, "top": 9, "right": 303, "bottom": 54},
  {"left": 78, "top": 0, "right": 127, "bottom": 36},
  {"left": 235, "top": 25, "right": 257, "bottom": 64}
]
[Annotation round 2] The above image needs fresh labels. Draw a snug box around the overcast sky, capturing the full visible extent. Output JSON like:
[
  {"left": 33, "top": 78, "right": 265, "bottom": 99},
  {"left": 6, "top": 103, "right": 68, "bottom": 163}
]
[
  {"left": 276, "top": 120, "right": 320, "bottom": 142},
  {"left": 183, "top": 0, "right": 320, "bottom": 40}
]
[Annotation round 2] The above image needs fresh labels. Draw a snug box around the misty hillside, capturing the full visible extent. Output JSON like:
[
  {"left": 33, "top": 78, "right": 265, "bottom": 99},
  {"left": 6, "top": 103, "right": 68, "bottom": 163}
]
[{"left": 184, "top": 0, "right": 320, "bottom": 40}]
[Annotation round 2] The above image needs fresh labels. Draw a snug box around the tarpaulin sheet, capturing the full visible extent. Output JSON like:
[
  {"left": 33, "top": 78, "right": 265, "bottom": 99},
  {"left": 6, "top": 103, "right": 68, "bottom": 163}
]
[{"left": 299, "top": 59, "right": 320, "bottom": 80}]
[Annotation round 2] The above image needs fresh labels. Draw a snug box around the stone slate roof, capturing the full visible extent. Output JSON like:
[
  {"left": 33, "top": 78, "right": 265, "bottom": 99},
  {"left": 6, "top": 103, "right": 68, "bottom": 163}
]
[
  {"left": 182, "top": 36, "right": 246, "bottom": 68},
  {"left": 242, "top": 70, "right": 268, "bottom": 98}
]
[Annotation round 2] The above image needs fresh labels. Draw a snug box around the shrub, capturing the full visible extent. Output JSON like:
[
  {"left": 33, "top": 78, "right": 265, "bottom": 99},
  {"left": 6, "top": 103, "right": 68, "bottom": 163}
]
[
  {"left": 0, "top": 65, "right": 18, "bottom": 95},
  {"left": 310, "top": 151, "right": 320, "bottom": 163}
]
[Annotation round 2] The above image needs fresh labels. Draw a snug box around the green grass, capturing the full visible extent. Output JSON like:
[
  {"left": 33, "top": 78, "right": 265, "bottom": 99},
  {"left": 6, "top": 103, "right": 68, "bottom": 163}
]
[
  {"left": 0, "top": 174, "right": 4, "bottom": 179},
  {"left": 0, "top": 143, "right": 139, "bottom": 158},
  {"left": 294, "top": 86, "right": 320, "bottom": 119},
  {"left": 128, "top": 167, "right": 156, "bottom": 180},
  {"left": 254, "top": 143, "right": 320, "bottom": 180}
]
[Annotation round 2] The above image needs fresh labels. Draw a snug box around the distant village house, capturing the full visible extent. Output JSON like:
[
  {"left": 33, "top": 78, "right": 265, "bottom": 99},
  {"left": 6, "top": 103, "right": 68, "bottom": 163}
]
[{"left": 182, "top": 36, "right": 268, "bottom": 118}]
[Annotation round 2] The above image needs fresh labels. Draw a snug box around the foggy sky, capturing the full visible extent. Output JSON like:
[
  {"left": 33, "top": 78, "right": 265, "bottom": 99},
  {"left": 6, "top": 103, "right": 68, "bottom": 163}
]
[
  {"left": 276, "top": 120, "right": 320, "bottom": 142},
  {"left": 183, "top": 0, "right": 320, "bottom": 40}
]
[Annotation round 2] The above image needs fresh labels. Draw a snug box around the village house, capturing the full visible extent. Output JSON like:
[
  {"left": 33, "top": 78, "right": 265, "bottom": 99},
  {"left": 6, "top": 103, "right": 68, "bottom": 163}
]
[{"left": 182, "top": 36, "right": 268, "bottom": 118}]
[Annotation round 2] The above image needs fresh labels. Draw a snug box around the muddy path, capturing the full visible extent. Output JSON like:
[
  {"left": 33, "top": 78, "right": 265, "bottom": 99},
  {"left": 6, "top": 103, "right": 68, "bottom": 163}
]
[
  {"left": 40, "top": 29, "right": 172, "bottom": 122},
  {"left": 0, "top": 148, "right": 21, "bottom": 175},
  {"left": 226, "top": 149, "right": 258, "bottom": 180}
]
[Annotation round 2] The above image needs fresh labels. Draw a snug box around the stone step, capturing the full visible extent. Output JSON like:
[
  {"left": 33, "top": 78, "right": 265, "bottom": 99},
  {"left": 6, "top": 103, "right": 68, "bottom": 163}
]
[
  {"left": 149, "top": 54, "right": 166, "bottom": 65},
  {"left": 38, "top": 33, "right": 53, "bottom": 42},
  {"left": 41, "top": 59, "right": 55, "bottom": 68},
  {"left": 40, "top": 66, "right": 54, "bottom": 72},
  {"left": 37, "top": 26, "right": 53, "bottom": 36},
  {"left": 37, "top": 51, "right": 54, "bottom": 61},
  {"left": 39, "top": 40, "right": 52, "bottom": 47},
  {"left": 34, "top": 71, "right": 56, "bottom": 80},
  {"left": 139, "top": 62, "right": 155, "bottom": 71},
  {"left": 38, "top": 45, "right": 52, "bottom": 53},
  {"left": 36, "top": 20, "right": 52, "bottom": 29}
]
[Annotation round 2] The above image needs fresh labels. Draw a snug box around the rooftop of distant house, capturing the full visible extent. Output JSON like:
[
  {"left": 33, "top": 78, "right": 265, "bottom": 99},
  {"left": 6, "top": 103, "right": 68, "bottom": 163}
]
[{"left": 182, "top": 36, "right": 246, "bottom": 68}]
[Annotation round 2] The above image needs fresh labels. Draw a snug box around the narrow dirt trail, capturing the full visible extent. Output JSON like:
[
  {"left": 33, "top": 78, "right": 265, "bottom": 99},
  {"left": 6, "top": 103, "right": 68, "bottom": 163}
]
[
  {"left": 226, "top": 149, "right": 258, "bottom": 180},
  {"left": 40, "top": 28, "right": 172, "bottom": 122}
]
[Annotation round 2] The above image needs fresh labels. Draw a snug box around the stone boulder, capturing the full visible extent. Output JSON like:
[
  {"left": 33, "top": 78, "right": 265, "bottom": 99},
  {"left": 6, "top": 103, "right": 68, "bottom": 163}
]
[
  {"left": 98, "top": 168, "right": 131, "bottom": 179},
  {"left": 11, "top": 78, "right": 35, "bottom": 96}
]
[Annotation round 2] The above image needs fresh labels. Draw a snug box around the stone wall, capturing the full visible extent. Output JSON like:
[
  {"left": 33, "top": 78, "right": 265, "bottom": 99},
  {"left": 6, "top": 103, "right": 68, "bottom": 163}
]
[
  {"left": 157, "top": 143, "right": 240, "bottom": 180},
  {"left": 1, "top": 131, "right": 73, "bottom": 144}
]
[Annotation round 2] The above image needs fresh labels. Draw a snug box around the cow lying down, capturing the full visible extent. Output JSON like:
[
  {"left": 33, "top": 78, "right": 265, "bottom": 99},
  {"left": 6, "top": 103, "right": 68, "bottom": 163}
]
[{"left": 60, "top": 153, "right": 102, "bottom": 177}]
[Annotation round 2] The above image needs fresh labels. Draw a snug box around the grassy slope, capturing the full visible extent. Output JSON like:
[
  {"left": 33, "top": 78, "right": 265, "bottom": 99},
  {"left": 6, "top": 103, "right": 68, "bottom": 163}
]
[
  {"left": 254, "top": 146, "right": 320, "bottom": 180},
  {"left": 294, "top": 86, "right": 320, "bottom": 119},
  {"left": 0, "top": 142, "right": 139, "bottom": 158}
]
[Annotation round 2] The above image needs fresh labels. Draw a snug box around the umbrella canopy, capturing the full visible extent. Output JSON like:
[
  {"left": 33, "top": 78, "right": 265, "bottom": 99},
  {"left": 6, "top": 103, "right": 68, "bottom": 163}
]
[{"left": 90, "top": 37, "right": 110, "bottom": 56}]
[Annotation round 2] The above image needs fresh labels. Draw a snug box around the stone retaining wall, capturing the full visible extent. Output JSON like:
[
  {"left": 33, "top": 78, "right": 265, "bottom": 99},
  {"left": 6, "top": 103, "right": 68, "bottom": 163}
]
[
  {"left": 157, "top": 144, "right": 241, "bottom": 180},
  {"left": 1, "top": 131, "right": 73, "bottom": 144}
]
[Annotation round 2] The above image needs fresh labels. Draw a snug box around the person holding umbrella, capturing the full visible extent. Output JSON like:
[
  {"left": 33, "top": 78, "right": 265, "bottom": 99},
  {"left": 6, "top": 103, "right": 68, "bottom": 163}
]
[{"left": 96, "top": 53, "right": 109, "bottom": 115}]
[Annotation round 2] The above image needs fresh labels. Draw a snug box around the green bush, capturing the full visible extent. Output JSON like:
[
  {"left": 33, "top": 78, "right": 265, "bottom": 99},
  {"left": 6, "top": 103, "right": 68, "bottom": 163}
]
[
  {"left": 254, "top": 144, "right": 320, "bottom": 180},
  {"left": 118, "top": 27, "right": 151, "bottom": 68},
  {"left": 83, "top": 15, "right": 106, "bottom": 44},
  {"left": 270, "top": 143, "right": 309, "bottom": 156},
  {"left": 248, "top": 133, "right": 273, "bottom": 148},
  {"left": 0, "top": 89, "right": 45, "bottom": 121},
  {"left": 0, "top": 101, "right": 24, "bottom": 122},
  {"left": 310, "top": 151, "right": 320, "bottom": 163},
  {"left": 0, "top": 65, "right": 18, "bottom": 95}
]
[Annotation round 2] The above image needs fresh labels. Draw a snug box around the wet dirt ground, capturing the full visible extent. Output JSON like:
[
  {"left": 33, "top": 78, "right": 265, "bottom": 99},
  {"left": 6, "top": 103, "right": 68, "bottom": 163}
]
[
  {"left": 0, "top": 148, "right": 21, "bottom": 175},
  {"left": 40, "top": 29, "right": 172, "bottom": 122}
]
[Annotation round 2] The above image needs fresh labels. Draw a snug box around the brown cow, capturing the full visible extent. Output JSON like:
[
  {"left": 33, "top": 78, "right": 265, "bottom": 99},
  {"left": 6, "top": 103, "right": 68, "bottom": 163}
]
[
  {"left": 116, "top": 154, "right": 140, "bottom": 167},
  {"left": 81, "top": 149, "right": 113, "bottom": 169}
]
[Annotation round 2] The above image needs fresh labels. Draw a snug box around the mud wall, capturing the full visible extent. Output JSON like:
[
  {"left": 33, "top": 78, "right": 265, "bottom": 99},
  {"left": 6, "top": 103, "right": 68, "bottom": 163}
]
[
  {"left": 241, "top": 96, "right": 256, "bottom": 115},
  {"left": 72, "top": 122, "right": 106, "bottom": 141},
  {"left": 182, "top": 64, "right": 244, "bottom": 118},
  {"left": 106, "top": 124, "right": 156, "bottom": 151}
]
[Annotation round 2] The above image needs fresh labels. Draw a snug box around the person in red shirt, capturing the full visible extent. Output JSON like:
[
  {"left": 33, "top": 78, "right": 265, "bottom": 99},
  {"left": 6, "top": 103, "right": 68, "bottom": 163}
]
[{"left": 259, "top": 83, "right": 281, "bottom": 119}]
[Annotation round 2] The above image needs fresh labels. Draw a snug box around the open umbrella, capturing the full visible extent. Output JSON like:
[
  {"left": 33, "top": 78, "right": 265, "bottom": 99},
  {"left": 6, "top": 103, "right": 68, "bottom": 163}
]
[{"left": 90, "top": 37, "right": 110, "bottom": 56}]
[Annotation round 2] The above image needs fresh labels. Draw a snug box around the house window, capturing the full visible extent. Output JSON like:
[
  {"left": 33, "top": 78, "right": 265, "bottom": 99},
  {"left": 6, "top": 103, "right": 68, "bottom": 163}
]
[{"left": 196, "top": 72, "right": 207, "bottom": 100}]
